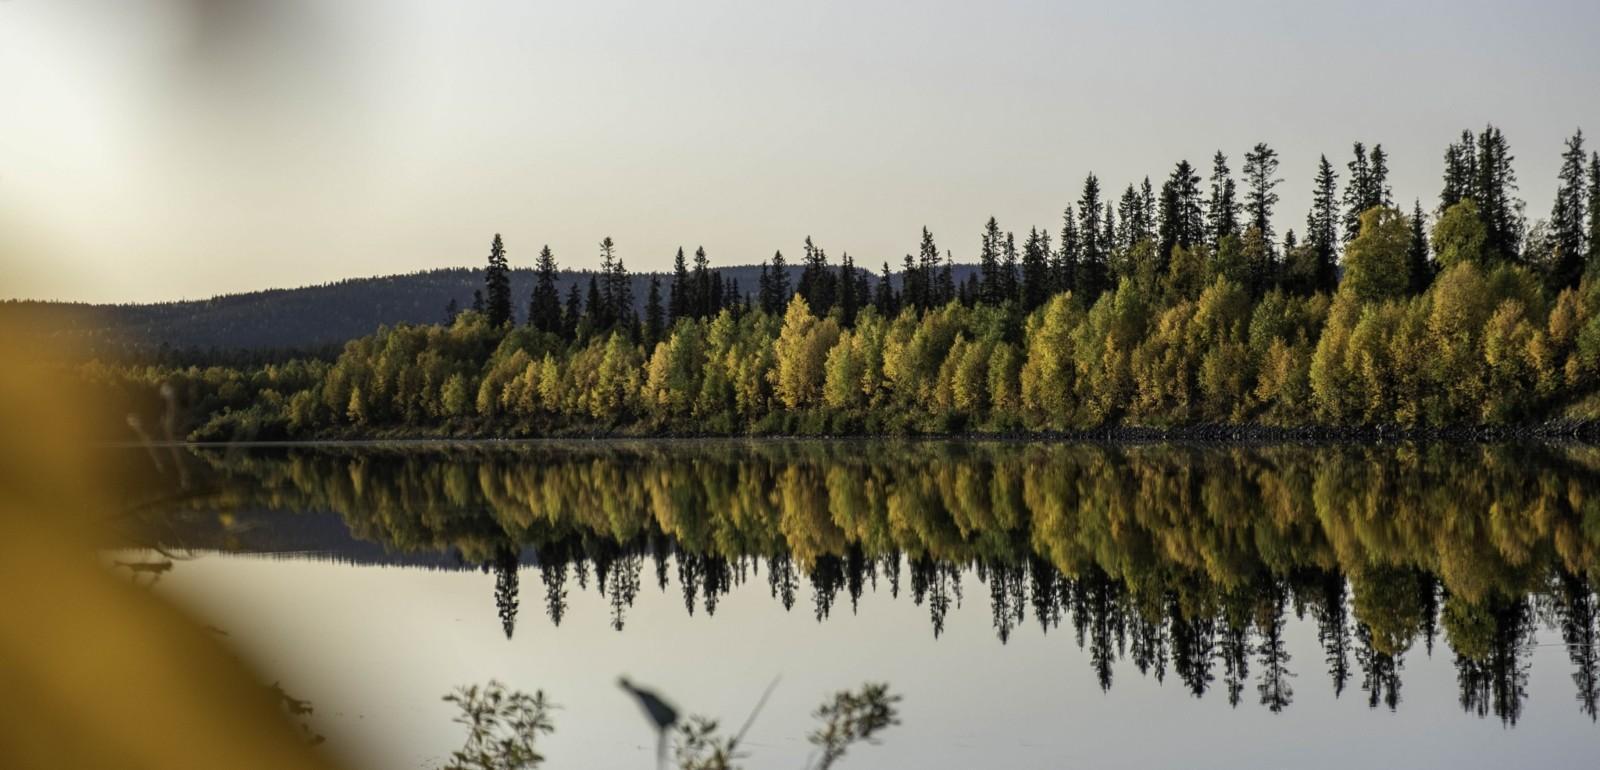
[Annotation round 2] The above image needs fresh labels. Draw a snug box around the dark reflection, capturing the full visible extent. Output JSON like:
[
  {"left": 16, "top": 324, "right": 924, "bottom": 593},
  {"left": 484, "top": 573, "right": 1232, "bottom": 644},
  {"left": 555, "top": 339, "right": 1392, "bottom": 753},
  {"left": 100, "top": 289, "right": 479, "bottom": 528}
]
[{"left": 115, "top": 440, "right": 1600, "bottom": 723}]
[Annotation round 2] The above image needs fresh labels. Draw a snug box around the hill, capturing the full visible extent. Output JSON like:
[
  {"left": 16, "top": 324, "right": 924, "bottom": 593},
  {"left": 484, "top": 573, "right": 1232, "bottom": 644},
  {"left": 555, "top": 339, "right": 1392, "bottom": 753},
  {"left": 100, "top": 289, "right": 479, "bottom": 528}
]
[{"left": 3, "top": 264, "right": 980, "bottom": 357}]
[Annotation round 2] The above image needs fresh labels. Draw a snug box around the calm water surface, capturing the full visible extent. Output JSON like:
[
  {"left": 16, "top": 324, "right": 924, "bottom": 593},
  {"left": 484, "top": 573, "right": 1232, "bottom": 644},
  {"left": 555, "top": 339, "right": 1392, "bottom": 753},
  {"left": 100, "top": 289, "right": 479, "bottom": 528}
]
[{"left": 109, "top": 441, "right": 1600, "bottom": 768}]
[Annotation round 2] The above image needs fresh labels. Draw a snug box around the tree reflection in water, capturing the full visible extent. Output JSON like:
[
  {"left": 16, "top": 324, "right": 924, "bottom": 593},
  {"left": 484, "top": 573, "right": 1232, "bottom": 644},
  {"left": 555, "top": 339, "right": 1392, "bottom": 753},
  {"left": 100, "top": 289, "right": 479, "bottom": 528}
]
[{"left": 123, "top": 440, "right": 1600, "bottom": 725}]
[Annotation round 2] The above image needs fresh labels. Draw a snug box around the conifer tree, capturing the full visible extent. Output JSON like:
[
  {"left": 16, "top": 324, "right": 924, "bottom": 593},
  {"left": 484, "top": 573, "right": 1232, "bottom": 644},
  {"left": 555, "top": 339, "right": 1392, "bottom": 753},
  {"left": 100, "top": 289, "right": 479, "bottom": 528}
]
[
  {"left": 1306, "top": 155, "right": 1340, "bottom": 294},
  {"left": 875, "top": 261, "right": 898, "bottom": 315},
  {"left": 1549, "top": 129, "right": 1588, "bottom": 288},
  {"left": 979, "top": 217, "right": 1004, "bottom": 304},
  {"left": 796, "top": 236, "right": 837, "bottom": 313},
  {"left": 1021, "top": 227, "right": 1051, "bottom": 311},
  {"left": 916, "top": 227, "right": 940, "bottom": 308},
  {"left": 692, "top": 246, "right": 713, "bottom": 318},
  {"left": 1474, "top": 124, "right": 1523, "bottom": 263},
  {"left": 1207, "top": 151, "right": 1241, "bottom": 245},
  {"left": 484, "top": 233, "right": 513, "bottom": 327},
  {"left": 937, "top": 251, "right": 956, "bottom": 305},
  {"left": 1589, "top": 152, "right": 1600, "bottom": 278},
  {"left": 764, "top": 250, "right": 791, "bottom": 314},
  {"left": 838, "top": 253, "right": 861, "bottom": 326},
  {"left": 1369, "top": 144, "right": 1393, "bottom": 208},
  {"left": 669, "top": 247, "right": 690, "bottom": 321},
  {"left": 581, "top": 276, "right": 603, "bottom": 337},
  {"left": 1440, "top": 130, "right": 1478, "bottom": 210},
  {"left": 472, "top": 289, "right": 485, "bottom": 314},
  {"left": 1407, "top": 200, "right": 1432, "bottom": 293},
  {"left": 1343, "top": 143, "right": 1373, "bottom": 242},
  {"left": 529, "top": 245, "right": 562, "bottom": 334},
  {"left": 444, "top": 298, "right": 460, "bottom": 325},
  {"left": 1055, "top": 205, "right": 1079, "bottom": 295},
  {"left": 644, "top": 275, "right": 665, "bottom": 348},
  {"left": 1078, "top": 176, "right": 1108, "bottom": 302},
  {"left": 900, "top": 254, "right": 921, "bottom": 310},
  {"left": 1158, "top": 160, "right": 1203, "bottom": 262},
  {"left": 1001, "top": 231, "right": 1020, "bottom": 302},
  {"left": 1243, "top": 142, "right": 1282, "bottom": 250},
  {"left": 562, "top": 283, "right": 581, "bottom": 340}
]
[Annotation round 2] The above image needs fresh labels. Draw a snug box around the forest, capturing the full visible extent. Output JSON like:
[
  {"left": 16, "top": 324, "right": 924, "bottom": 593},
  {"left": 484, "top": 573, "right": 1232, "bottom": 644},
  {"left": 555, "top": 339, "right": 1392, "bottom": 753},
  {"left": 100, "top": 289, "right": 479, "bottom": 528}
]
[{"left": 79, "top": 125, "right": 1600, "bottom": 440}]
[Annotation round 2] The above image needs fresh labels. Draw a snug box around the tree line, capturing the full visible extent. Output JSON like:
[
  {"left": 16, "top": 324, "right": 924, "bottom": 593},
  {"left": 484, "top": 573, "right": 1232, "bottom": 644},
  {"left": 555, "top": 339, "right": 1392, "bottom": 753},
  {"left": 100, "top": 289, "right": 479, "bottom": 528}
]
[{"left": 85, "top": 124, "right": 1600, "bottom": 439}]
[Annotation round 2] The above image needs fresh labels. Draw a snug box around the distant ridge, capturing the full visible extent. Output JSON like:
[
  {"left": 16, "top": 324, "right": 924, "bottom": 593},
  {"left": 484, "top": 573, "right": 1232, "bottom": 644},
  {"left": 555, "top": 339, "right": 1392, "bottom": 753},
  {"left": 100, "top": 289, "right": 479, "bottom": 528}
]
[{"left": 2, "top": 264, "right": 976, "bottom": 355}]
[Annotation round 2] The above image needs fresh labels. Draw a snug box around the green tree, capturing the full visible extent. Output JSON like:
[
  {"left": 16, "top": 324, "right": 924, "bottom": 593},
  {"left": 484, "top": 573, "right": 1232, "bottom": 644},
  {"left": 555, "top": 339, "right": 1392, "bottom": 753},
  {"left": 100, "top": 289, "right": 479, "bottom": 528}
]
[
  {"left": 1206, "top": 151, "right": 1241, "bottom": 245},
  {"left": 529, "top": 245, "right": 562, "bottom": 334},
  {"left": 1549, "top": 129, "right": 1589, "bottom": 289},
  {"left": 485, "top": 233, "right": 514, "bottom": 327},
  {"left": 1340, "top": 207, "right": 1411, "bottom": 303},
  {"left": 1432, "top": 199, "right": 1490, "bottom": 270}
]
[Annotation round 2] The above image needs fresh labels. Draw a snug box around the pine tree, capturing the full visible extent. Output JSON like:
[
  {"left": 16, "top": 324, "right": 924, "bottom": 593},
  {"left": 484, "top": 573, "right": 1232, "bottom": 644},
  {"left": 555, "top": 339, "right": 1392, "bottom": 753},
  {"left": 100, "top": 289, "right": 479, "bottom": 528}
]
[
  {"left": 1242, "top": 142, "right": 1282, "bottom": 249},
  {"left": 1589, "top": 152, "right": 1600, "bottom": 279},
  {"left": 1475, "top": 124, "right": 1523, "bottom": 263},
  {"left": 1408, "top": 200, "right": 1431, "bottom": 294},
  {"left": 529, "top": 245, "right": 562, "bottom": 334},
  {"left": 979, "top": 217, "right": 1004, "bottom": 304},
  {"left": 1369, "top": 144, "right": 1393, "bottom": 208},
  {"left": 1056, "top": 205, "right": 1079, "bottom": 295},
  {"left": 838, "top": 253, "right": 860, "bottom": 326},
  {"left": 1306, "top": 155, "right": 1340, "bottom": 294},
  {"left": 1440, "top": 130, "right": 1478, "bottom": 211},
  {"left": 875, "top": 261, "right": 898, "bottom": 315},
  {"left": 1078, "top": 176, "right": 1108, "bottom": 302},
  {"left": 597, "top": 237, "right": 632, "bottom": 331},
  {"left": 1021, "top": 227, "right": 1051, "bottom": 311},
  {"left": 937, "top": 251, "right": 956, "bottom": 305},
  {"left": 484, "top": 233, "right": 513, "bottom": 327},
  {"left": 767, "top": 250, "right": 791, "bottom": 313},
  {"left": 1549, "top": 129, "right": 1588, "bottom": 289},
  {"left": 1342, "top": 143, "right": 1373, "bottom": 242},
  {"left": 1000, "top": 231, "right": 1020, "bottom": 302},
  {"left": 644, "top": 275, "right": 665, "bottom": 347},
  {"left": 562, "top": 283, "right": 581, "bottom": 340},
  {"left": 1158, "top": 161, "right": 1203, "bottom": 262},
  {"left": 796, "top": 236, "right": 837, "bottom": 313},
  {"left": 692, "top": 246, "right": 712, "bottom": 318},
  {"left": 1206, "top": 151, "right": 1241, "bottom": 245},
  {"left": 669, "top": 247, "right": 690, "bottom": 321},
  {"left": 916, "top": 227, "right": 940, "bottom": 309}
]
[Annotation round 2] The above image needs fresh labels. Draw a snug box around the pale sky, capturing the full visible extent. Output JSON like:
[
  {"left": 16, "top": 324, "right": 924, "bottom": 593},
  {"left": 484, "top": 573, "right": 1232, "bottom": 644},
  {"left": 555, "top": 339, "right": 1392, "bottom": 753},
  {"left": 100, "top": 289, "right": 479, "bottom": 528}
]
[{"left": 3, "top": 0, "right": 1597, "bottom": 303}]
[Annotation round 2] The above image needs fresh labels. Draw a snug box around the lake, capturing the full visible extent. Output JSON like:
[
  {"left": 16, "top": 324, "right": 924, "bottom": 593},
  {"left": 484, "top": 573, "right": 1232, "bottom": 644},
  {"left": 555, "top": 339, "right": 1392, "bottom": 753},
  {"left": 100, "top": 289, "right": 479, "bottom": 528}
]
[{"left": 107, "top": 440, "right": 1600, "bottom": 769}]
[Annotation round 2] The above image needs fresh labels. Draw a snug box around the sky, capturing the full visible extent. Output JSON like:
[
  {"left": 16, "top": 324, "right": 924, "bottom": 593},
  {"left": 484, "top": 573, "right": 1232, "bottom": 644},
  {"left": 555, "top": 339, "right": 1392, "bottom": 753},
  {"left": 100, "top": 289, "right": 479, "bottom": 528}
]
[{"left": 2, "top": 0, "right": 1598, "bottom": 304}]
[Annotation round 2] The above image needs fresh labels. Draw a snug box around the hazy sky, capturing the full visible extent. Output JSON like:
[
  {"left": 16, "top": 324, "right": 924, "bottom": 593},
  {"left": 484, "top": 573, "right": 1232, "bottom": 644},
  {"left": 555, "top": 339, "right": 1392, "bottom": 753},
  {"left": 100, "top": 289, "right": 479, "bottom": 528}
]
[{"left": 3, "top": 0, "right": 1597, "bottom": 303}]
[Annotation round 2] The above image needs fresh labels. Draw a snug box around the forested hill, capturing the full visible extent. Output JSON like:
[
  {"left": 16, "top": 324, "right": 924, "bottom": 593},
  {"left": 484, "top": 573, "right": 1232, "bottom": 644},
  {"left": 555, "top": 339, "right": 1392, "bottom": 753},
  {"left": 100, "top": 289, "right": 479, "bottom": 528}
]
[{"left": 5, "top": 264, "right": 972, "bottom": 357}]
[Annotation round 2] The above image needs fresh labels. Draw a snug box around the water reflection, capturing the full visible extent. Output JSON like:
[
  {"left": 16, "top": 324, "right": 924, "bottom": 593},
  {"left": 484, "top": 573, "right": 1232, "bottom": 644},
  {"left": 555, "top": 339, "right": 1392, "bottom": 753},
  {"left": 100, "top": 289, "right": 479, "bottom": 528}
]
[{"left": 117, "top": 441, "right": 1600, "bottom": 725}]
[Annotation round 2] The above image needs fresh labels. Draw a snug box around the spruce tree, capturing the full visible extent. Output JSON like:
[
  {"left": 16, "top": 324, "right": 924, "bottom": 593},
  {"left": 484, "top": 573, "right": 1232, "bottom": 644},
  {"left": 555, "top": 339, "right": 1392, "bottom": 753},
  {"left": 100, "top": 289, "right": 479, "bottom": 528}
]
[
  {"left": 1342, "top": 143, "right": 1372, "bottom": 242},
  {"left": 529, "top": 245, "right": 562, "bottom": 334},
  {"left": 838, "top": 254, "right": 860, "bottom": 326},
  {"left": 472, "top": 289, "right": 485, "bottom": 314},
  {"left": 561, "top": 283, "right": 581, "bottom": 340},
  {"left": 1549, "top": 129, "right": 1588, "bottom": 288},
  {"left": 917, "top": 227, "right": 940, "bottom": 309},
  {"left": 796, "top": 236, "right": 837, "bottom": 312},
  {"left": 979, "top": 217, "right": 1004, "bottom": 304},
  {"left": 937, "top": 251, "right": 956, "bottom": 305},
  {"left": 1440, "top": 130, "right": 1479, "bottom": 211},
  {"left": 875, "top": 261, "right": 898, "bottom": 315},
  {"left": 1475, "top": 124, "right": 1523, "bottom": 263},
  {"left": 581, "top": 276, "right": 603, "bottom": 337},
  {"left": 1078, "top": 176, "right": 1108, "bottom": 302},
  {"left": 1242, "top": 142, "right": 1282, "bottom": 249},
  {"left": 1369, "top": 144, "right": 1393, "bottom": 208},
  {"left": 1158, "top": 160, "right": 1203, "bottom": 262},
  {"left": 444, "top": 298, "right": 460, "bottom": 325},
  {"left": 1001, "top": 231, "right": 1020, "bottom": 302},
  {"left": 644, "top": 275, "right": 665, "bottom": 347},
  {"left": 692, "top": 246, "right": 712, "bottom": 318},
  {"left": 669, "top": 247, "right": 690, "bottom": 321},
  {"left": 1589, "top": 152, "right": 1600, "bottom": 279},
  {"left": 767, "top": 250, "right": 791, "bottom": 313},
  {"left": 1021, "top": 227, "right": 1051, "bottom": 311},
  {"left": 1206, "top": 151, "right": 1241, "bottom": 245},
  {"left": 1056, "top": 205, "right": 1079, "bottom": 295},
  {"left": 484, "top": 233, "right": 513, "bottom": 327},
  {"left": 900, "top": 254, "right": 921, "bottom": 310},
  {"left": 1407, "top": 200, "right": 1431, "bottom": 293},
  {"left": 1306, "top": 155, "right": 1340, "bottom": 294}
]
